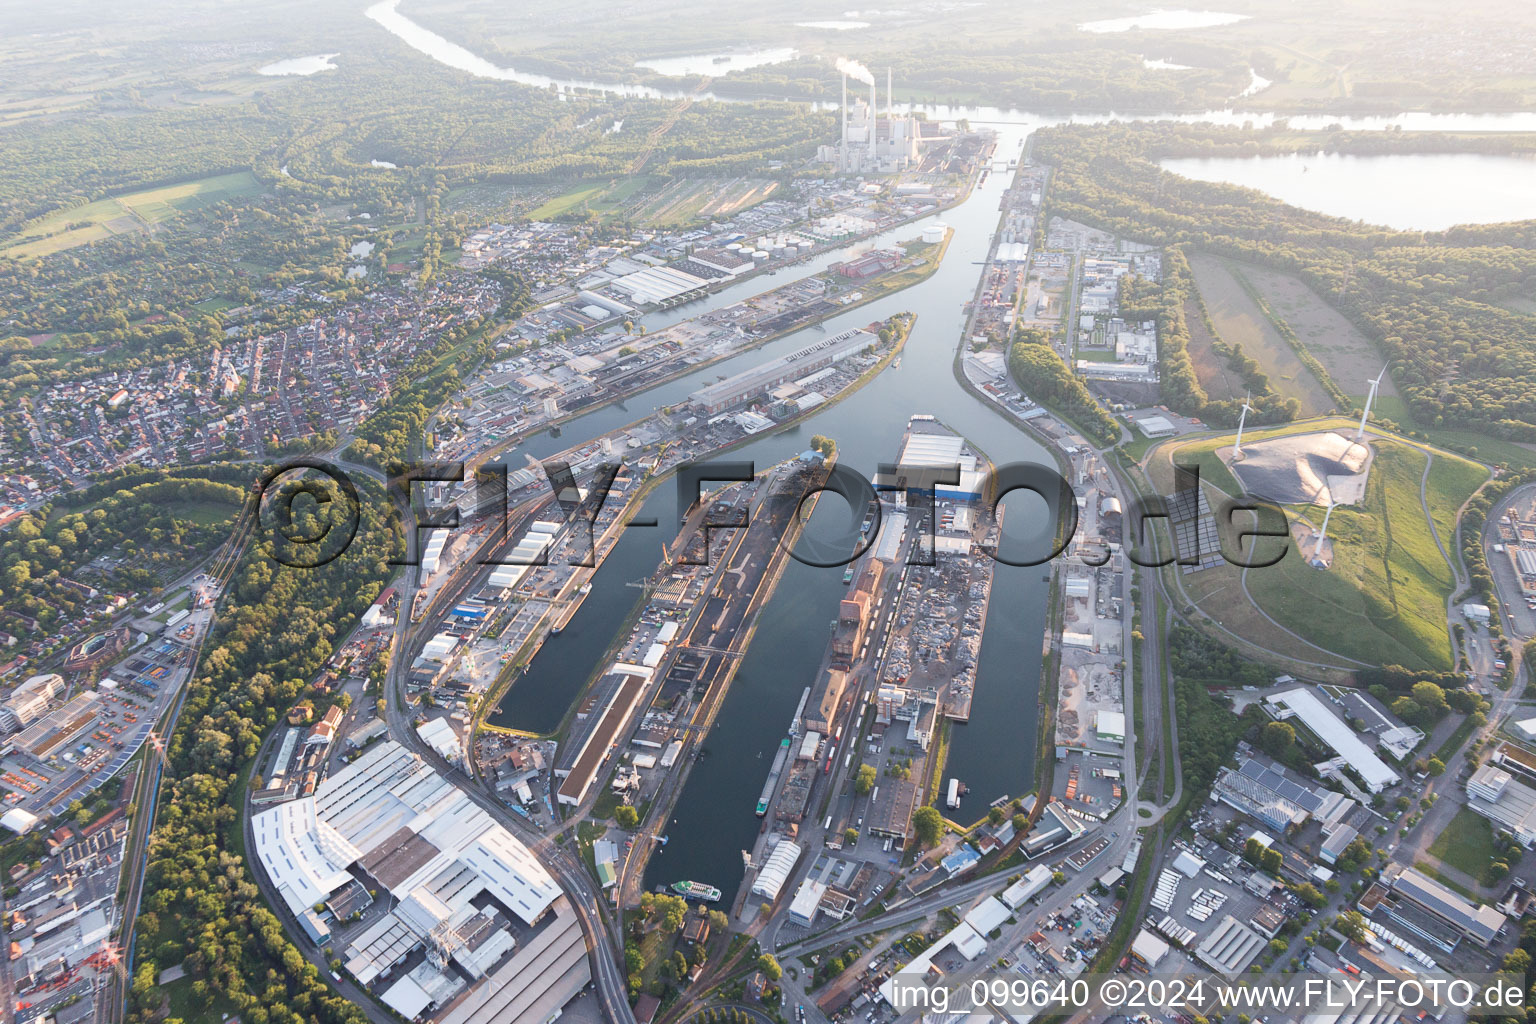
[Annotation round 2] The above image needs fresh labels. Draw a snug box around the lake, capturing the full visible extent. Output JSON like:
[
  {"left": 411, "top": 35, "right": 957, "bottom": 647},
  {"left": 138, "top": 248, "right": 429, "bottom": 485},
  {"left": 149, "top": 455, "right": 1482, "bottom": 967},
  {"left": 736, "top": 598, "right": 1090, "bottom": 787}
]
[
  {"left": 1160, "top": 151, "right": 1536, "bottom": 231},
  {"left": 635, "top": 48, "right": 796, "bottom": 77},
  {"left": 1080, "top": 9, "right": 1248, "bottom": 33},
  {"left": 258, "top": 53, "right": 339, "bottom": 76}
]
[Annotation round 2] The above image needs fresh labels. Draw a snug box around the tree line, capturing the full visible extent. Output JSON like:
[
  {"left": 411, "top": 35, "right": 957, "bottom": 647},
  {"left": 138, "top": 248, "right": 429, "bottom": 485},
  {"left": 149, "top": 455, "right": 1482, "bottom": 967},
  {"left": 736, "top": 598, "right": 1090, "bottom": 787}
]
[{"left": 130, "top": 470, "right": 400, "bottom": 1024}]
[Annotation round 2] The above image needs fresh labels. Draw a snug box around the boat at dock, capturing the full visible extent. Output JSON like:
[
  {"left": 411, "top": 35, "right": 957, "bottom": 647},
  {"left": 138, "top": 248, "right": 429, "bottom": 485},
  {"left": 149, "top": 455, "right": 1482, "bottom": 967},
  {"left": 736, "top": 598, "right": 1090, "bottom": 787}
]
[
  {"left": 756, "top": 738, "right": 792, "bottom": 816},
  {"left": 946, "top": 778, "right": 969, "bottom": 809},
  {"left": 671, "top": 880, "right": 722, "bottom": 902}
]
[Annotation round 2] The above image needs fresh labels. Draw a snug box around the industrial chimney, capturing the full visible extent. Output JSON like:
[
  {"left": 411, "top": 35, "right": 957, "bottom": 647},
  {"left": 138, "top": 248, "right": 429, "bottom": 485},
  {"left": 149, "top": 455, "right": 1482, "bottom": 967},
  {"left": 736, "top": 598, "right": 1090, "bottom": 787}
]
[
  {"left": 868, "top": 78, "right": 877, "bottom": 165},
  {"left": 841, "top": 72, "right": 848, "bottom": 167}
]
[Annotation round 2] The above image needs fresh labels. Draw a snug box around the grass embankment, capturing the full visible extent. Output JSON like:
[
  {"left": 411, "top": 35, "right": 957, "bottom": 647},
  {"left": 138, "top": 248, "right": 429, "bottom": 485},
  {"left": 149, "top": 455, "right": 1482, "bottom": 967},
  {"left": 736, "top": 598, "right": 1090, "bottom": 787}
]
[{"left": 1146, "top": 422, "right": 1486, "bottom": 671}]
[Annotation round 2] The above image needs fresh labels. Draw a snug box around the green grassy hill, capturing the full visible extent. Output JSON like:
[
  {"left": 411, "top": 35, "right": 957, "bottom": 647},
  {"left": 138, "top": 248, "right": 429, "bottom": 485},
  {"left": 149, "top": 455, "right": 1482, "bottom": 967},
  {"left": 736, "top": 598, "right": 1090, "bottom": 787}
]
[{"left": 1147, "top": 422, "right": 1487, "bottom": 672}]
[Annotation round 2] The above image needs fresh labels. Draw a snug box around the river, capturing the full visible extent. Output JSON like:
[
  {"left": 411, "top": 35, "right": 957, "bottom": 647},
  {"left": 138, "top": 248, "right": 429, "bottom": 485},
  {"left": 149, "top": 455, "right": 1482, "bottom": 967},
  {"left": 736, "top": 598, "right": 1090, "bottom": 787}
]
[{"left": 363, "top": 0, "right": 1536, "bottom": 132}]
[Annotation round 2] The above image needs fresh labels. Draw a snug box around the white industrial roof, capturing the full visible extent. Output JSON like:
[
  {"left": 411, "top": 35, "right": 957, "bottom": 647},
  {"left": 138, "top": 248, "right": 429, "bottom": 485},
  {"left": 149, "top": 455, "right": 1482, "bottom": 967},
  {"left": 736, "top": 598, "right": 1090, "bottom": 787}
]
[
  {"left": 1172, "top": 849, "right": 1206, "bottom": 878},
  {"left": 899, "top": 431, "right": 966, "bottom": 469},
  {"left": 950, "top": 924, "right": 988, "bottom": 960},
  {"left": 1132, "top": 929, "right": 1170, "bottom": 966},
  {"left": 963, "top": 896, "right": 1011, "bottom": 936},
  {"left": 1196, "top": 915, "right": 1266, "bottom": 977},
  {"left": 252, "top": 799, "right": 355, "bottom": 914},
  {"left": 255, "top": 741, "right": 562, "bottom": 930},
  {"left": 1266, "top": 688, "right": 1400, "bottom": 792},
  {"left": 610, "top": 265, "right": 708, "bottom": 305},
  {"left": 788, "top": 879, "right": 826, "bottom": 921},
  {"left": 0, "top": 808, "right": 39, "bottom": 834},
  {"left": 1001, "top": 865, "right": 1052, "bottom": 909},
  {"left": 417, "top": 717, "right": 462, "bottom": 761},
  {"left": 488, "top": 564, "right": 530, "bottom": 590},
  {"left": 458, "top": 826, "right": 562, "bottom": 924},
  {"left": 382, "top": 975, "right": 435, "bottom": 1020},
  {"left": 872, "top": 511, "right": 907, "bottom": 563},
  {"left": 750, "top": 838, "right": 803, "bottom": 901}
]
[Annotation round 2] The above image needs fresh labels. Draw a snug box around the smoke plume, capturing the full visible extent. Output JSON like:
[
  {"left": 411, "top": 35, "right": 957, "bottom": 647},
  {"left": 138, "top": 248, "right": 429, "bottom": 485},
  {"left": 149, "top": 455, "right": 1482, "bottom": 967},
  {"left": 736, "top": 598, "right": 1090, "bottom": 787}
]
[{"left": 835, "top": 57, "right": 874, "bottom": 85}]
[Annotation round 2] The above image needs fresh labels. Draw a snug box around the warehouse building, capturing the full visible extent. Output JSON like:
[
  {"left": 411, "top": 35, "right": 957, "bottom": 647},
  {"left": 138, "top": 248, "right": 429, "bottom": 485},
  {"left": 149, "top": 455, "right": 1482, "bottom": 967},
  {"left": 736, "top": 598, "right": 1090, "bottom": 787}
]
[
  {"left": 1263, "top": 687, "right": 1400, "bottom": 793},
  {"left": 1000, "top": 865, "right": 1053, "bottom": 909},
  {"left": 608, "top": 265, "right": 710, "bottom": 306},
  {"left": 1212, "top": 749, "right": 1356, "bottom": 834},
  {"left": 689, "top": 328, "right": 875, "bottom": 414},
  {"left": 1467, "top": 762, "right": 1536, "bottom": 847},
  {"left": 1095, "top": 710, "right": 1125, "bottom": 745},
  {"left": 1365, "top": 864, "right": 1506, "bottom": 950},
  {"left": 751, "top": 838, "right": 803, "bottom": 902},
  {"left": 556, "top": 669, "right": 650, "bottom": 806},
  {"left": 251, "top": 741, "right": 587, "bottom": 1024},
  {"left": 886, "top": 425, "right": 986, "bottom": 502},
  {"left": 1195, "top": 915, "right": 1266, "bottom": 977},
  {"left": 803, "top": 668, "right": 851, "bottom": 735}
]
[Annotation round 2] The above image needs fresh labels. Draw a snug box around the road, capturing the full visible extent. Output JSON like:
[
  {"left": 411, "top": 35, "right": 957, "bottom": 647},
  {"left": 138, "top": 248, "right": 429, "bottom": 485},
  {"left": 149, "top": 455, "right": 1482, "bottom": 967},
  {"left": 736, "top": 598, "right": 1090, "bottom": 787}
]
[{"left": 380, "top": 504, "right": 638, "bottom": 1024}]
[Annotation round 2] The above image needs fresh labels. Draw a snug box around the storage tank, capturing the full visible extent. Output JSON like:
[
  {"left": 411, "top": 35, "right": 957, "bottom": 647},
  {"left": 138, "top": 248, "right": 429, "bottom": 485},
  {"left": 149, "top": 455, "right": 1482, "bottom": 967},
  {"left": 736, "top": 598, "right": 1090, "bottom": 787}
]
[
  {"left": 923, "top": 223, "right": 947, "bottom": 245},
  {"left": 752, "top": 250, "right": 770, "bottom": 261}
]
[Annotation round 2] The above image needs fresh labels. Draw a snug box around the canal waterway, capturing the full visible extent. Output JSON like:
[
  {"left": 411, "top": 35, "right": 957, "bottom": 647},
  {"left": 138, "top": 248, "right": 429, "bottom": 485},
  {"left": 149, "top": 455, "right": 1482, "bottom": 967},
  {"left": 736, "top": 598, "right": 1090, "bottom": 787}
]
[{"left": 482, "top": 129, "right": 1063, "bottom": 894}]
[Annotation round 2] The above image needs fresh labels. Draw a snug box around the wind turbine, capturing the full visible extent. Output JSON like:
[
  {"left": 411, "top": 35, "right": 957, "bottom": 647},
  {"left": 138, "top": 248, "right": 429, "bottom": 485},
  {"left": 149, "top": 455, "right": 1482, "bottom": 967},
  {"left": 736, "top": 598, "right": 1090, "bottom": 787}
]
[
  {"left": 1355, "top": 366, "right": 1387, "bottom": 443},
  {"left": 1311, "top": 497, "right": 1337, "bottom": 567},
  {"left": 1233, "top": 391, "right": 1254, "bottom": 460}
]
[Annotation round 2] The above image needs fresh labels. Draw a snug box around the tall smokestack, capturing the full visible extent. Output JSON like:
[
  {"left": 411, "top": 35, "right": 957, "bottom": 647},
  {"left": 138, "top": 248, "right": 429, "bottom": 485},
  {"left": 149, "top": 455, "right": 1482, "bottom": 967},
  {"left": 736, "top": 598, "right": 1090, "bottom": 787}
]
[
  {"left": 869, "top": 79, "right": 877, "bottom": 164},
  {"left": 841, "top": 72, "right": 848, "bottom": 163}
]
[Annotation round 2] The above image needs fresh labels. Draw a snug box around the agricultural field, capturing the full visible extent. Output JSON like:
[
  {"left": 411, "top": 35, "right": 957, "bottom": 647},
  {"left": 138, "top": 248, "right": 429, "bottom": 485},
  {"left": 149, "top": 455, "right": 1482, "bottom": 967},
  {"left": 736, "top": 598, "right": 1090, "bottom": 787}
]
[
  {"left": 522, "top": 174, "right": 779, "bottom": 228},
  {"left": 1188, "top": 252, "right": 1336, "bottom": 417},
  {"left": 1182, "top": 294, "right": 1246, "bottom": 403},
  {"left": 1146, "top": 419, "right": 1488, "bottom": 672},
  {"left": 2, "top": 170, "right": 262, "bottom": 257},
  {"left": 1235, "top": 261, "right": 1401, "bottom": 410}
]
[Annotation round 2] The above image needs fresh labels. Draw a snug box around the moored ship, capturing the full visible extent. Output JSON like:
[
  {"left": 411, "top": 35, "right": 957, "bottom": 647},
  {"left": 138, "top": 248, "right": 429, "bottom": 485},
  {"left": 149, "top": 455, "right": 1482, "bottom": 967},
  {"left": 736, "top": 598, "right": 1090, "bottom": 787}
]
[{"left": 672, "top": 880, "right": 722, "bottom": 902}]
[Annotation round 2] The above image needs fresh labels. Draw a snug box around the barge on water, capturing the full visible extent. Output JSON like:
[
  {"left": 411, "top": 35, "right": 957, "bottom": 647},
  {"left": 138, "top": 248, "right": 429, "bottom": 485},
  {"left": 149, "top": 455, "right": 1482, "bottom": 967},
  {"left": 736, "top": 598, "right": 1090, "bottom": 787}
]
[{"left": 756, "top": 738, "right": 792, "bottom": 816}]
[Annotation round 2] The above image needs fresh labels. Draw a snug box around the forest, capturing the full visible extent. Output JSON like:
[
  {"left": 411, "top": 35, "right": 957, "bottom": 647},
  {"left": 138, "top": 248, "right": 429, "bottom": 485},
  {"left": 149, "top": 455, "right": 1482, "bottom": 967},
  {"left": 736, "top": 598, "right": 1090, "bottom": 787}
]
[
  {"left": 130, "top": 470, "right": 400, "bottom": 1024},
  {"left": 0, "top": 471, "right": 246, "bottom": 654},
  {"left": 1031, "top": 122, "right": 1536, "bottom": 441},
  {"left": 1007, "top": 329, "right": 1119, "bottom": 446},
  {"left": 1165, "top": 625, "right": 1254, "bottom": 792}
]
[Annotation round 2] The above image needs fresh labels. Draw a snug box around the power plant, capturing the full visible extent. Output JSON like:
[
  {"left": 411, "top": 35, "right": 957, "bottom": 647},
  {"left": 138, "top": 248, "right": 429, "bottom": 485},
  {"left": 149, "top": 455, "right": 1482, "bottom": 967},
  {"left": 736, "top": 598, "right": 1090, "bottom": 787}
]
[{"left": 817, "top": 63, "right": 923, "bottom": 174}]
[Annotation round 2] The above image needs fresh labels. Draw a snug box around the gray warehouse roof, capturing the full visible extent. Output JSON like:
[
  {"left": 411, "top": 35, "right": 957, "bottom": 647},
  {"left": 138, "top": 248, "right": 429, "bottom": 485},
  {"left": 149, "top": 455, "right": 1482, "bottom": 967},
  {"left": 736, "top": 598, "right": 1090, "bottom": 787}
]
[{"left": 1195, "top": 915, "right": 1266, "bottom": 977}]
